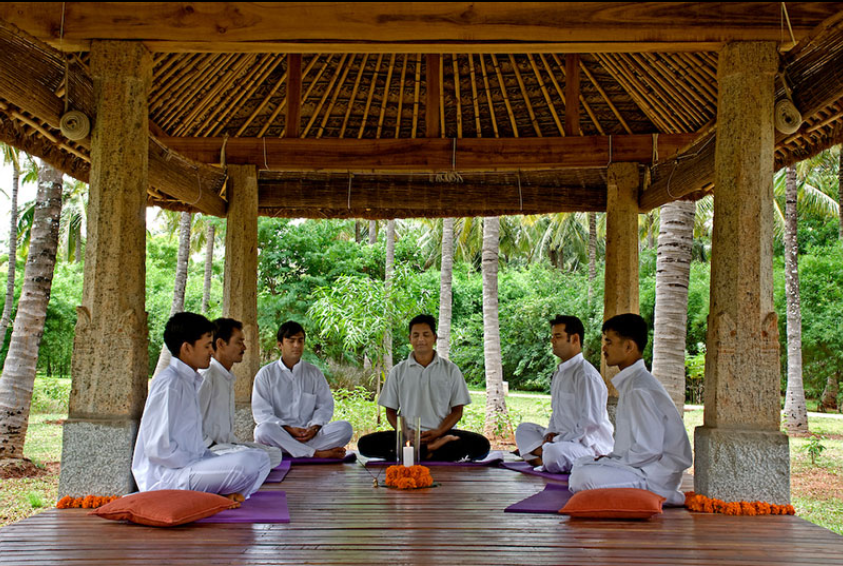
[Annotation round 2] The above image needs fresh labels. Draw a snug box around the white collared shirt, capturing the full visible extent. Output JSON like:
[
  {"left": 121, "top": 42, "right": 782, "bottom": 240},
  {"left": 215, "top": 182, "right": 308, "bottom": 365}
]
[
  {"left": 198, "top": 357, "right": 239, "bottom": 446},
  {"left": 132, "top": 357, "right": 211, "bottom": 491},
  {"left": 251, "top": 359, "right": 335, "bottom": 428},
  {"left": 378, "top": 352, "right": 472, "bottom": 431},
  {"left": 609, "top": 359, "right": 693, "bottom": 487},
  {"left": 546, "top": 353, "right": 614, "bottom": 454}
]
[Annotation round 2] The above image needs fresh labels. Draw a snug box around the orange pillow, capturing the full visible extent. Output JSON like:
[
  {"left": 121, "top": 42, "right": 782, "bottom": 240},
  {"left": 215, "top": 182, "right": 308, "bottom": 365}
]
[
  {"left": 560, "top": 488, "right": 666, "bottom": 519},
  {"left": 89, "top": 490, "right": 234, "bottom": 527}
]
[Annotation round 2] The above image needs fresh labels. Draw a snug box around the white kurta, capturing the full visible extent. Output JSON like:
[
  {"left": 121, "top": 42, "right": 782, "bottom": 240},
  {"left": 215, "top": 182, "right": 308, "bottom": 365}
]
[
  {"left": 516, "top": 353, "right": 614, "bottom": 472},
  {"left": 251, "top": 359, "right": 352, "bottom": 458},
  {"left": 199, "top": 357, "right": 284, "bottom": 468},
  {"left": 569, "top": 359, "right": 693, "bottom": 505},
  {"left": 378, "top": 352, "right": 472, "bottom": 431},
  {"left": 132, "top": 357, "right": 270, "bottom": 496}
]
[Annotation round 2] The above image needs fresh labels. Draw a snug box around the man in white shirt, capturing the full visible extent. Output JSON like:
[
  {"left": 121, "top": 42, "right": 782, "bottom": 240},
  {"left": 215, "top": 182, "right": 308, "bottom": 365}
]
[
  {"left": 132, "top": 312, "right": 271, "bottom": 504},
  {"left": 569, "top": 313, "right": 693, "bottom": 506},
  {"left": 198, "top": 318, "right": 283, "bottom": 468},
  {"left": 357, "top": 314, "right": 490, "bottom": 461},
  {"left": 252, "top": 321, "right": 353, "bottom": 459},
  {"left": 515, "top": 315, "right": 613, "bottom": 473}
]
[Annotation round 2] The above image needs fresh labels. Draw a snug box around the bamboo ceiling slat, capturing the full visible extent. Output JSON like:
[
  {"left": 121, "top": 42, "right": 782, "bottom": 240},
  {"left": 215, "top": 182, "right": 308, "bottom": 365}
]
[
  {"left": 340, "top": 54, "right": 368, "bottom": 138},
  {"left": 394, "top": 54, "right": 408, "bottom": 138},
  {"left": 668, "top": 53, "right": 719, "bottom": 105},
  {"left": 316, "top": 53, "right": 356, "bottom": 139},
  {"left": 199, "top": 54, "right": 273, "bottom": 137},
  {"left": 158, "top": 54, "right": 233, "bottom": 131},
  {"left": 374, "top": 54, "right": 396, "bottom": 139},
  {"left": 177, "top": 54, "right": 256, "bottom": 136},
  {"left": 205, "top": 54, "right": 282, "bottom": 137},
  {"left": 357, "top": 53, "right": 384, "bottom": 139},
  {"left": 302, "top": 53, "right": 348, "bottom": 138},
  {"left": 234, "top": 56, "right": 287, "bottom": 137},
  {"left": 596, "top": 54, "right": 672, "bottom": 133},
  {"left": 438, "top": 55, "right": 445, "bottom": 138},
  {"left": 689, "top": 52, "right": 718, "bottom": 82},
  {"left": 614, "top": 54, "right": 691, "bottom": 132},
  {"left": 544, "top": 53, "right": 603, "bottom": 135},
  {"left": 468, "top": 55, "right": 482, "bottom": 138},
  {"left": 452, "top": 54, "right": 463, "bottom": 138},
  {"left": 577, "top": 57, "right": 633, "bottom": 134},
  {"left": 528, "top": 54, "right": 565, "bottom": 136},
  {"left": 411, "top": 54, "right": 421, "bottom": 138},
  {"left": 641, "top": 54, "right": 711, "bottom": 127},
  {"left": 478, "top": 55, "right": 500, "bottom": 138},
  {"left": 509, "top": 54, "right": 542, "bottom": 137},
  {"left": 490, "top": 54, "right": 520, "bottom": 137},
  {"left": 150, "top": 54, "right": 204, "bottom": 109}
]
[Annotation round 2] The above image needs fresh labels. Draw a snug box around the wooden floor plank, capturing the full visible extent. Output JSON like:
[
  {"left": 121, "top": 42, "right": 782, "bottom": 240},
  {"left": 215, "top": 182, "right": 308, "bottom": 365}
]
[{"left": 1, "top": 464, "right": 841, "bottom": 565}]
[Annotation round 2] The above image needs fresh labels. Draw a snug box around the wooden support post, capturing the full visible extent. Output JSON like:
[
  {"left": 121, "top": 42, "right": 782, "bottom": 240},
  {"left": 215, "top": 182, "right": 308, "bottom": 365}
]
[
  {"left": 694, "top": 42, "right": 790, "bottom": 504},
  {"left": 285, "top": 54, "right": 302, "bottom": 138},
  {"left": 565, "top": 54, "right": 580, "bottom": 136},
  {"left": 602, "top": 162, "right": 640, "bottom": 408},
  {"left": 223, "top": 164, "right": 261, "bottom": 441},
  {"left": 426, "top": 54, "right": 441, "bottom": 138},
  {"left": 60, "top": 41, "right": 151, "bottom": 497}
]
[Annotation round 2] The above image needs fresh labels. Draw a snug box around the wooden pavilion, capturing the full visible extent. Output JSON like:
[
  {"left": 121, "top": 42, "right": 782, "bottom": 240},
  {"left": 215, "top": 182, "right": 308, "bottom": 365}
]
[{"left": 1, "top": 4, "right": 843, "bottom": 558}]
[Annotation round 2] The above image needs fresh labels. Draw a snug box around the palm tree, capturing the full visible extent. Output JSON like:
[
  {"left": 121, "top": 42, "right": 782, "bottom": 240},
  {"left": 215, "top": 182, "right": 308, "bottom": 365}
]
[
  {"left": 60, "top": 179, "right": 88, "bottom": 263},
  {"left": 588, "top": 212, "right": 598, "bottom": 299},
  {"left": 482, "top": 216, "right": 507, "bottom": 437},
  {"left": 437, "top": 218, "right": 455, "bottom": 359},
  {"left": 651, "top": 200, "right": 696, "bottom": 416},
  {"left": 152, "top": 210, "right": 192, "bottom": 376},
  {"left": 383, "top": 219, "right": 395, "bottom": 375},
  {"left": 0, "top": 162, "right": 63, "bottom": 466}
]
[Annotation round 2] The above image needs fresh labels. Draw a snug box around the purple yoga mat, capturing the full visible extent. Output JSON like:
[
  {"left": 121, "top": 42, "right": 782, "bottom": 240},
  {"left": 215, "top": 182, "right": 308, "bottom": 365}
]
[
  {"left": 366, "top": 459, "right": 499, "bottom": 468},
  {"left": 287, "top": 452, "right": 357, "bottom": 465},
  {"left": 499, "top": 461, "right": 571, "bottom": 483},
  {"left": 196, "top": 491, "right": 290, "bottom": 524},
  {"left": 264, "top": 460, "right": 291, "bottom": 483},
  {"left": 505, "top": 484, "right": 573, "bottom": 514}
]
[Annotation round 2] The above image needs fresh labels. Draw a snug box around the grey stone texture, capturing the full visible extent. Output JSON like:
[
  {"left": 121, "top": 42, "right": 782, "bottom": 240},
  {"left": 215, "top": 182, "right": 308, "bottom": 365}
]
[
  {"left": 59, "top": 419, "right": 138, "bottom": 497},
  {"left": 694, "top": 427, "right": 791, "bottom": 505},
  {"left": 235, "top": 404, "right": 257, "bottom": 444}
]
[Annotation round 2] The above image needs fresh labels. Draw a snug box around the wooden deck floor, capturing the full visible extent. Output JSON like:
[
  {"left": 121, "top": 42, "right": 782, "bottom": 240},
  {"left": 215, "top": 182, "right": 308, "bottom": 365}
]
[{"left": 1, "top": 463, "right": 842, "bottom": 566}]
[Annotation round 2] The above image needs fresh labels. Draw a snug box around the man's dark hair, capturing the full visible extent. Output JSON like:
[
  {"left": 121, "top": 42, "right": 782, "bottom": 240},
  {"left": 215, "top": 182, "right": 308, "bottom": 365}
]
[
  {"left": 408, "top": 314, "right": 436, "bottom": 335},
  {"left": 212, "top": 318, "right": 243, "bottom": 350},
  {"left": 164, "top": 312, "right": 215, "bottom": 356},
  {"left": 548, "top": 315, "right": 585, "bottom": 345},
  {"left": 602, "top": 313, "right": 648, "bottom": 354},
  {"left": 277, "top": 320, "right": 306, "bottom": 342}
]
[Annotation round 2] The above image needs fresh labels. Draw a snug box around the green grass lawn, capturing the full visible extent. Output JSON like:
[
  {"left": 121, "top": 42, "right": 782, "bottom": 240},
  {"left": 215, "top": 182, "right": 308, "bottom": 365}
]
[{"left": 2, "top": 381, "right": 842, "bottom": 537}]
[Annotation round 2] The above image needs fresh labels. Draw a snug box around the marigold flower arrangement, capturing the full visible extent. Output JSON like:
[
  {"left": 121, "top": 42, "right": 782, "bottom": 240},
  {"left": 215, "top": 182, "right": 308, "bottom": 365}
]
[
  {"left": 56, "top": 495, "right": 120, "bottom": 509},
  {"left": 684, "top": 492, "right": 795, "bottom": 516},
  {"left": 385, "top": 465, "right": 434, "bottom": 489}
]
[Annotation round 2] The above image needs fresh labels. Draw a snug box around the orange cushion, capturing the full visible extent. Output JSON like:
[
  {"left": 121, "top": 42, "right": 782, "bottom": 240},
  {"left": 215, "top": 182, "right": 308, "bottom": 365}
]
[
  {"left": 560, "top": 488, "right": 666, "bottom": 519},
  {"left": 89, "top": 490, "right": 234, "bottom": 527}
]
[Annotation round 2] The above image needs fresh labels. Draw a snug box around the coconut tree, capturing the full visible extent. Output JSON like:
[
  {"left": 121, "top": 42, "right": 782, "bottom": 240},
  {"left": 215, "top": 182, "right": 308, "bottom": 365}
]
[
  {"left": 482, "top": 216, "right": 507, "bottom": 437},
  {"left": 60, "top": 178, "right": 88, "bottom": 263},
  {"left": 0, "top": 162, "right": 63, "bottom": 467},
  {"left": 383, "top": 219, "right": 396, "bottom": 376},
  {"left": 152, "top": 210, "right": 192, "bottom": 376},
  {"left": 437, "top": 218, "right": 456, "bottom": 359}
]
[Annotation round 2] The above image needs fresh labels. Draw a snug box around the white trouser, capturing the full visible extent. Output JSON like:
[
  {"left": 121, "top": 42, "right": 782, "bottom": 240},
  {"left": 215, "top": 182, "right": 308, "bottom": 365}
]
[
  {"left": 568, "top": 456, "right": 686, "bottom": 506},
  {"left": 211, "top": 441, "right": 284, "bottom": 469},
  {"left": 254, "top": 420, "right": 353, "bottom": 458},
  {"left": 186, "top": 449, "right": 271, "bottom": 498},
  {"left": 515, "top": 422, "right": 595, "bottom": 473}
]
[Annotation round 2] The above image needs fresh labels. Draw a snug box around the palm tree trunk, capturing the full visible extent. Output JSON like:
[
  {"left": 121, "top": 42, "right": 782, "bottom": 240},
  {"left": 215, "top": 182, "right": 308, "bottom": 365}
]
[
  {"left": 383, "top": 220, "right": 395, "bottom": 374},
  {"left": 652, "top": 200, "right": 695, "bottom": 415},
  {"left": 74, "top": 231, "right": 82, "bottom": 264},
  {"left": 588, "top": 212, "right": 597, "bottom": 299},
  {"left": 482, "top": 216, "right": 506, "bottom": 437},
  {"left": 368, "top": 220, "right": 378, "bottom": 245},
  {"left": 202, "top": 223, "right": 215, "bottom": 315},
  {"left": 0, "top": 163, "right": 63, "bottom": 463},
  {"left": 783, "top": 166, "right": 808, "bottom": 432},
  {"left": 153, "top": 211, "right": 192, "bottom": 377},
  {"left": 437, "top": 218, "right": 455, "bottom": 359},
  {"left": 838, "top": 147, "right": 842, "bottom": 240},
  {"left": 0, "top": 161, "right": 20, "bottom": 342},
  {"left": 354, "top": 220, "right": 362, "bottom": 244}
]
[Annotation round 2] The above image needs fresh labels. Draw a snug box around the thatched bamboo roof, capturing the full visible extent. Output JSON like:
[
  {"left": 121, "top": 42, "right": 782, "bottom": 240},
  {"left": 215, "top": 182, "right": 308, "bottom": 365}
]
[{"left": 1, "top": 3, "right": 842, "bottom": 218}]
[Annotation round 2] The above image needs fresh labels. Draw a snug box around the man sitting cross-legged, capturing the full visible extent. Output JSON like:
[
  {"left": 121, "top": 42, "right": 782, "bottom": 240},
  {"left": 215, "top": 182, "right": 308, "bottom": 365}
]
[
  {"left": 132, "top": 312, "right": 271, "bottom": 505},
  {"left": 252, "top": 321, "right": 353, "bottom": 459},
  {"left": 515, "top": 315, "right": 613, "bottom": 473},
  {"left": 569, "top": 313, "right": 693, "bottom": 506},
  {"left": 357, "top": 314, "right": 490, "bottom": 462},
  {"left": 198, "top": 317, "right": 283, "bottom": 468}
]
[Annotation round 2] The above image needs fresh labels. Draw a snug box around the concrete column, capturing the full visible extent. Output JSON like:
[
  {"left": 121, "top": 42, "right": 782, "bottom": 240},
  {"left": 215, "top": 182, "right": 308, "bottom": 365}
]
[
  {"left": 694, "top": 41, "right": 790, "bottom": 504},
  {"left": 223, "top": 164, "right": 260, "bottom": 442},
  {"left": 59, "top": 41, "right": 151, "bottom": 496},
  {"left": 602, "top": 162, "right": 640, "bottom": 413}
]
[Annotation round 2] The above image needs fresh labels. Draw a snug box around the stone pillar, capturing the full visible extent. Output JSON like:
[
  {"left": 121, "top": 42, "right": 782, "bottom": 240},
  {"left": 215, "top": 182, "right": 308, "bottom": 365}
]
[
  {"left": 59, "top": 41, "right": 151, "bottom": 497},
  {"left": 223, "top": 164, "right": 260, "bottom": 442},
  {"left": 694, "top": 41, "right": 790, "bottom": 504},
  {"left": 602, "top": 162, "right": 640, "bottom": 419}
]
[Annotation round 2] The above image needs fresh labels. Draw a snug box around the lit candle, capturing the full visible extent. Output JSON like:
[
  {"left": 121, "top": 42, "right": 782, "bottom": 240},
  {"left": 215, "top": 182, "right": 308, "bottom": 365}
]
[{"left": 403, "top": 443, "right": 414, "bottom": 467}]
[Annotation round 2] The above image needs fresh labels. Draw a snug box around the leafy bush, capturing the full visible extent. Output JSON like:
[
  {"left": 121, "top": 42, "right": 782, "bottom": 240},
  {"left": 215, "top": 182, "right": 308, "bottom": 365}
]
[{"left": 30, "top": 377, "right": 70, "bottom": 413}]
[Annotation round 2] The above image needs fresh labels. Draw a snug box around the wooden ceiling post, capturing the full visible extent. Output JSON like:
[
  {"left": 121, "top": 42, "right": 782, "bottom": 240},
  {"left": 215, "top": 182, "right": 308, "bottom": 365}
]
[
  {"left": 565, "top": 54, "right": 580, "bottom": 136},
  {"left": 285, "top": 53, "right": 302, "bottom": 138},
  {"left": 426, "top": 54, "right": 441, "bottom": 138}
]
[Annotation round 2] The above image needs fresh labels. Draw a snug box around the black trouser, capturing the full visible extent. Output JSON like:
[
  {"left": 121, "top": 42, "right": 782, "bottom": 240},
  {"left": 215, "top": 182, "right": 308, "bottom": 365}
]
[{"left": 357, "top": 429, "right": 490, "bottom": 462}]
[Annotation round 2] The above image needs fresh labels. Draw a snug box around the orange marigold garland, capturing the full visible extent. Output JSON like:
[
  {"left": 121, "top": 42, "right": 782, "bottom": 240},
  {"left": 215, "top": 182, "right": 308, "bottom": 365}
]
[
  {"left": 56, "top": 495, "right": 120, "bottom": 509},
  {"left": 384, "top": 465, "right": 434, "bottom": 489},
  {"left": 684, "top": 492, "right": 794, "bottom": 516}
]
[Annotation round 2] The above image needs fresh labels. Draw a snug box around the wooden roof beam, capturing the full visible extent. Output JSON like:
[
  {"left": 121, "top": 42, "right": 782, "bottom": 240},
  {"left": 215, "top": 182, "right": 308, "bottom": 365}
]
[
  {"left": 640, "top": 10, "right": 843, "bottom": 211},
  {"left": 5, "top": 3, "right": 840, "bottom": 53},
  {"left": 160, "top": 134, "right": 697, "bottom": 172}
]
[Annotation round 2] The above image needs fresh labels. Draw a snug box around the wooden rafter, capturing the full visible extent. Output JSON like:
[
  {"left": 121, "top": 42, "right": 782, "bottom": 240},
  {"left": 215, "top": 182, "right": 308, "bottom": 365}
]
[
  {"left": 565, "top": 54, "right": 580, "bottom": 136},
  {"left": 425, "top": 54, "right": 440, "bottom": 139}
]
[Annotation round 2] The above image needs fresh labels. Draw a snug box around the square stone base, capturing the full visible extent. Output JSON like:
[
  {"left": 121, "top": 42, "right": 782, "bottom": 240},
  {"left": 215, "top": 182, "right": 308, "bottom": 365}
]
[
  {"left": 694, "top": 426, "right": 790, "bottom": 504},
  {"left": 59, "top": 418, "right": 138, "bottom": 497},
  {"left": 234, "top": 404, "right": 256, "bottom": 443}
]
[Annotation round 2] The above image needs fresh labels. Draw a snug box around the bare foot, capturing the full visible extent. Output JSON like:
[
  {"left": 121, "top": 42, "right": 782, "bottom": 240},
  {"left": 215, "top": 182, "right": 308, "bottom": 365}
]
[
  {"left": 223, "top": 492, "right": 244, "bottom": 508},
  {"left": 426, "top": 434, "right": 459, "bottom": 453},
  {"left": 313, "top": 447, "right": 346, "bottom": 459},
  {"left": 525, "top": 457, "right": 543, "bottom": 467}
]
